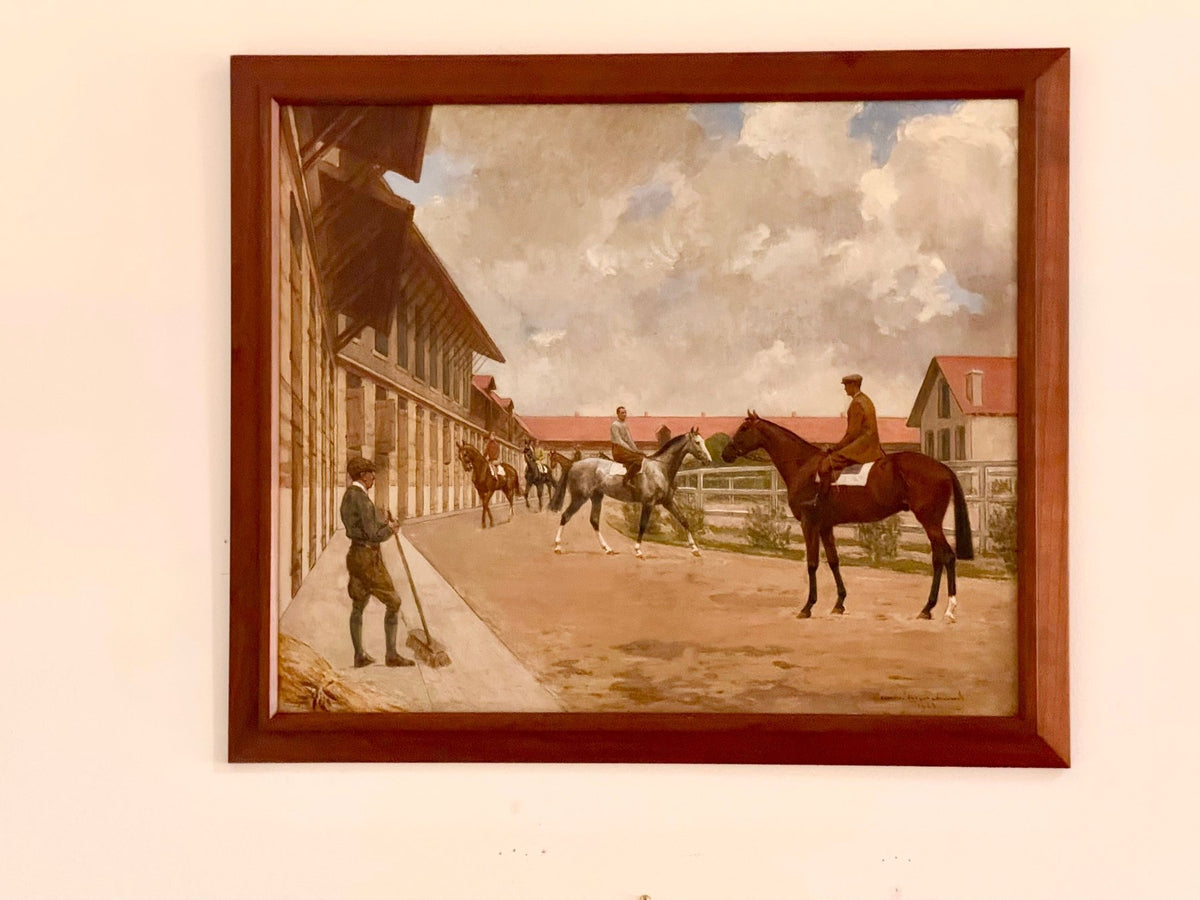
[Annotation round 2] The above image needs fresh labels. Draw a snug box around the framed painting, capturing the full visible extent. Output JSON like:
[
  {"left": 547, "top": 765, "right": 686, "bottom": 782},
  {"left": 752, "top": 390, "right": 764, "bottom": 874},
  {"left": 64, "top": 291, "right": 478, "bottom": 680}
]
[{"left": 230, "top": 50, "right": 1068, "bottom": 765}]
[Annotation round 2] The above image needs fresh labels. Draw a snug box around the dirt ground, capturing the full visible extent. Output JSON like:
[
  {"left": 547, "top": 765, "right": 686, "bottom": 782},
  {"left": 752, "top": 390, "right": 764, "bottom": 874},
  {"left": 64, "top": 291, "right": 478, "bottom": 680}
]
[{"left": 404, "top": 503, "right": 1017, "bottom": 715}]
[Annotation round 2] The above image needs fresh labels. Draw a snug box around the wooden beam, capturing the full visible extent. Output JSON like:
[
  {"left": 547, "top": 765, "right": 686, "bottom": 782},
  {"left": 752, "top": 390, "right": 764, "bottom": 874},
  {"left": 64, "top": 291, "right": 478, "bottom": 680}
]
[{"left": 301, "top": 109, "right": 366, "bottom": 171}]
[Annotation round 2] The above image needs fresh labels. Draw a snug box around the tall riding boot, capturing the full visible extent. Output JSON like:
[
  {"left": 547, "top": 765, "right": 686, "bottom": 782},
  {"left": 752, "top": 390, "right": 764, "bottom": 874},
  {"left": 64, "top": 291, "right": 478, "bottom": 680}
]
[
  {"left": 384, "top": 608, "right": 414, "bottom": 667},
  {"left": 350, "top": 606, "right": 373, "bottom": 667}
]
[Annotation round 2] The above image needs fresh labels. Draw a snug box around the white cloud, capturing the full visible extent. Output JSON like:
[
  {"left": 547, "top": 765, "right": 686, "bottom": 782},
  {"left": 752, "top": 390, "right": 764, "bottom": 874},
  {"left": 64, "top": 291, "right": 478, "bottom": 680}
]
[{"left": 413, "top": 101, "right": 1017, "bottom": 417}]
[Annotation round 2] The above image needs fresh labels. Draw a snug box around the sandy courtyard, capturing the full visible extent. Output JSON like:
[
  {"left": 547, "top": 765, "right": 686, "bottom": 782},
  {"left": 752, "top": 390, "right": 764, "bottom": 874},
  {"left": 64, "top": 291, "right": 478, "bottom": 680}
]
[{"left": 404, "top": 505, "right": 1017, "bottom": 715}]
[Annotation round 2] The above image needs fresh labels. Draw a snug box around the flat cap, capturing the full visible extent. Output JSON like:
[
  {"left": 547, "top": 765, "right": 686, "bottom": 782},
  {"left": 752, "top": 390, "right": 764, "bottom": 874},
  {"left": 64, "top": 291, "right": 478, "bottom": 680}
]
[
  {"left": 841, "top": 373, "right": 863, "bottom": 384},
  {"left": 346, "top": 456, "right": 376, "bottom": 479}
]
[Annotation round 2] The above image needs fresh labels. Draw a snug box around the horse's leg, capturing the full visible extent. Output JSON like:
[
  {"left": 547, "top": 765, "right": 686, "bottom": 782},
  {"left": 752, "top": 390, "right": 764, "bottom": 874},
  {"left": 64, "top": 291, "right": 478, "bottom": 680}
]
[
  {"left": 554, "top": 489, "right": 588, "bottom": 554},
  {"left": 944, "top": 556, "right": 959, "bottom": 623},
  {"left": 916, "top": 518, "right": 954, "bottom": 620},
  {"left": 820, "top": 527, "right": 848, "bottom": 614},
  {"left": 662, "top": 496, "right": 701, "bottom": 557},
  {"left": 524, "top": 477, "right": 531, "bottom": 509},
  {"left": 482, "top": 490, "right": 494, "bottom": 529},
  {"left": 800, "top": 525, "right": 820, "bottom": 619},
  {"left": 589, "top": 492, "right": 616, "bottom": 555},
  {"left": 634, "top": 504, "right": 653, "bottom": 559}
]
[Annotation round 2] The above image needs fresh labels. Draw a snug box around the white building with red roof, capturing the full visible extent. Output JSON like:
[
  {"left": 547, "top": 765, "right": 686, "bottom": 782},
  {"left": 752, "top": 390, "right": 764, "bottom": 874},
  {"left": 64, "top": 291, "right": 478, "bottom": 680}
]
[{"left": 906, "top": 356, "right": 1017, "bottom": 462}]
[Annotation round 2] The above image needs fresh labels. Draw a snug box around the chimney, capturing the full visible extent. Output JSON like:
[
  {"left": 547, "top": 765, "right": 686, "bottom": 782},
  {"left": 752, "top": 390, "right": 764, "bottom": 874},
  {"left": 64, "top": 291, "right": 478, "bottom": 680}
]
[
  {"left": 966, "top": 370, "right": 983, "bottom": 406},
  {"left": 574, "top": 411, "right": 580, "bottom": 416},
  {"left": 790, "top": 411, "right": 797, "bottom": 417},
  {"left": 700, "top": 412, "right": 706, "bottom": 417},
  {"left": 643, "top": 411, "right": 648, "bottom": 417}
]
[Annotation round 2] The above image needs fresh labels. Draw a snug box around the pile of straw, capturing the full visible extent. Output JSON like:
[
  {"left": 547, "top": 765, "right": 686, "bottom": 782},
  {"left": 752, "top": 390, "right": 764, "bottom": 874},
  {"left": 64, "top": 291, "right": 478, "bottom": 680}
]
[{"left": 277, "top": 634, "right": 407, "bottom": 712}]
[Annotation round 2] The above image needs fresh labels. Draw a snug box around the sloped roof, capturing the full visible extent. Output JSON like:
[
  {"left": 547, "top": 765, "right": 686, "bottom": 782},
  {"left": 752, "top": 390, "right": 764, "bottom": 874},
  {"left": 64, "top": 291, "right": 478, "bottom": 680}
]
[
  {"left": 906, "top": 356, "right": 1017, "bottom": 425},
  {"left": 521, "top": 414, "right": 918, "bottom": 446}
]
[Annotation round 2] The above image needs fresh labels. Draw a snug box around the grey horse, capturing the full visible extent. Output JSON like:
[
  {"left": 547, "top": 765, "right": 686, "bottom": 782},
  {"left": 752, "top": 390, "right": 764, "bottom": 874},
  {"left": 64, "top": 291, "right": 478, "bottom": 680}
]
[{"left": 548, "top": 427, "right": 711, "bottom": 558}]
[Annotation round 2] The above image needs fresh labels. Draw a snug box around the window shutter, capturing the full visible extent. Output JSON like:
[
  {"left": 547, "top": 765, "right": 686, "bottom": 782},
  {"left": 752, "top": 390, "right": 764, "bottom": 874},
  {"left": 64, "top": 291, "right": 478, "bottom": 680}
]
[
  {"left": 375, "top": 399, "right": 396, "bottom": 453},
  {"left": 346, "top": 387, "right": 364, "bottom": 449}
]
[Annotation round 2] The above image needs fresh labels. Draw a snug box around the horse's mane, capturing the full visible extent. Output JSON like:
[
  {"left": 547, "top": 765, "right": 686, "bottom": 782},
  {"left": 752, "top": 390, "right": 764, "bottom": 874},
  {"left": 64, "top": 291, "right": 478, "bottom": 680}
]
[
  {"left": 755, "top": 417, "right": 823, "bottom": 456},
  {"left": 650, "top": 433, "right": 689, "bottom": 458}
]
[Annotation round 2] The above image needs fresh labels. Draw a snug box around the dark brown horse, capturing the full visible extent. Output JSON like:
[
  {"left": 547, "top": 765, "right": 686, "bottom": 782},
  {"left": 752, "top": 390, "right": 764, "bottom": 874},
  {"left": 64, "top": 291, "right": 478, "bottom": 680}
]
[
  {"left": 722, "top": 412, "right": 974, "bottom": 621},
  {"left": 456, "top": 442, "right": 519, "bottom": 528}
]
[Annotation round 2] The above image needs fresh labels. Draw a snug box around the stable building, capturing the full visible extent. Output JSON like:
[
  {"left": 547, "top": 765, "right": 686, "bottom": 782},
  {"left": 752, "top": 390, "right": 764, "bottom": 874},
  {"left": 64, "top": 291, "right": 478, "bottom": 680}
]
[
  {"left": 276, "top": 104, "right": 514, "bottom": 601},
  {"left": 906, "top": 355, "right": 1018, "bottom": 551},
  {"left": 906, "top": 356, "right": 1017, "bottom": 462},
  {"left": 522, "top": 413, "right": 919, "bottom": 457}
]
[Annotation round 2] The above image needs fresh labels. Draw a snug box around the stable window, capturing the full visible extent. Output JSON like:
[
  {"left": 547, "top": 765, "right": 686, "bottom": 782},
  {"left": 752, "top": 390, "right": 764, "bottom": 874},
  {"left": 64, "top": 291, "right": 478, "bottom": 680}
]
[
  {"left": 938, "top": 380, "right": 951, "bottom": 418},
  {"left": 925, "top": 431, "right": 935, "bottom": 456},
  {"left": 374, "top": 325, "right": 389, "bottom": 356},
  {"left": 938, "top": 429, "right": 951, "bottom": 461},
  {"left": 955, "top": 426, "right": 966, "bottom": 460}
]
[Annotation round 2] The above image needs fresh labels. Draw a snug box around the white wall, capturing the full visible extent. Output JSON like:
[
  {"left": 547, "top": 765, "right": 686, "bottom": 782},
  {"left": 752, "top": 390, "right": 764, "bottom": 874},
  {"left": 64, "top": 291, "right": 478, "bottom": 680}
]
[{"left": 3, "top": 2, "right": 1198, "bottom": 898}]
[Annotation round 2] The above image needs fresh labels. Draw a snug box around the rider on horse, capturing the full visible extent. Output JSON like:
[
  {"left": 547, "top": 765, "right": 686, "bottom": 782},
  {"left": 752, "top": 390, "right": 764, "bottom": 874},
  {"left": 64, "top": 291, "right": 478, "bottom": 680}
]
[
  {"left": 484, "top": 431, "right": 501, "bottom": 478},
  {"left": 810, "top": 374, "right": 885, "bottom": 504},
  {"left": 609, "top": 405, "right": 644, "bottom": 487},
  {"left": 532, "top": 438, "right": 550, "bottom": 475}
]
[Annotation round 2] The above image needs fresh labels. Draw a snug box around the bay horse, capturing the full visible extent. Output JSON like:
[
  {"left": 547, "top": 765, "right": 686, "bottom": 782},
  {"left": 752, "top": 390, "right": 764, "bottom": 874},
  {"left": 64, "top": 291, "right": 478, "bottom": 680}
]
[
  {"left": 522, "top": 445, "right": 557, "bottom": 512},
  {"left": 456, "top": 442, "right": 520, "bottom": 528},
  {"left": 722, "top": 412, "right": 973, "bottom": 621},
  {"left": 549, "top": 427, "right": 711, "bottom": 558}
]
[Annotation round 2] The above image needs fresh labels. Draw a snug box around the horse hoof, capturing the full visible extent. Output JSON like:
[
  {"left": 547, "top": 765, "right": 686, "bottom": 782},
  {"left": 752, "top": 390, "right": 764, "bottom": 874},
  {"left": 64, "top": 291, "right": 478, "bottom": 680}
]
[
  {"left": 944, "top": 612, "right": 957, "bottom": 624},
  {"left": 605, "top": 549, "right": 618, "bottom": 556},
  {"left": 917, "top": 610, "right": 932, "bottom": 620},
  {"left": 831, "top": 606, "right": 845, "bottom": 616},
  {"left": 797, "top": 609, "right": 812, "bottom": 619},
  {"left": 554, "top": 546, "right": 563, "bottom": 555}
]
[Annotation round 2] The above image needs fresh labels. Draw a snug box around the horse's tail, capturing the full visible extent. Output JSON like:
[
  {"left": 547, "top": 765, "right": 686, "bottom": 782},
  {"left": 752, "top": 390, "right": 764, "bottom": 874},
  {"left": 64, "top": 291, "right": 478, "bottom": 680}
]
[
  {"left": 950, "top": 469, "right": 975, "bottom": 560},
  {"left": 549, "top": 461, "right": 570, "bottom": 512}
]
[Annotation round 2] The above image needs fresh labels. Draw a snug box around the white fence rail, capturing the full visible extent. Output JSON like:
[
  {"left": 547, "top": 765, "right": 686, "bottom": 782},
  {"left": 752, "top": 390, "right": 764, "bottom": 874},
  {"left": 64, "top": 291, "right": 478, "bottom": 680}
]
[{"left": 674, "top": 460, "right": 1016, "bottom": 552}]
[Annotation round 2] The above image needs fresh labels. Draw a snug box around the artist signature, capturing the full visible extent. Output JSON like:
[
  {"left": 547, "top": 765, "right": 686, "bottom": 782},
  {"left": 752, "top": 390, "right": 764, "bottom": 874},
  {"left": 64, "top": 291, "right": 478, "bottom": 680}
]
[{"left": 877, "top": 690, "right": 964, "bottom": 708}]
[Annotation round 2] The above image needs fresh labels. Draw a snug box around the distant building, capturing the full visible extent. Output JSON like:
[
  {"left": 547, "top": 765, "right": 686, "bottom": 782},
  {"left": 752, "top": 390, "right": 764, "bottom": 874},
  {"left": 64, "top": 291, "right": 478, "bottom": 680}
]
[
  {"left": 906, "top": 356, "right": 1017, "bottom": 552},
  {"left": 523, "top": 413, "right": 919, "bottom": 457},
  {"left": 906, "top": 356, "right": 1017, "bottom": 461}
]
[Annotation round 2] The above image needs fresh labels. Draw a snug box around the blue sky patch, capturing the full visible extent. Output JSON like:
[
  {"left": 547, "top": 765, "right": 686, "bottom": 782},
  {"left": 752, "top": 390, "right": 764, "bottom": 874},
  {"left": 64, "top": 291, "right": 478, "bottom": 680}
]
[
  {"left": 384, "top": 149, "right": 474, "bottom": 206},
  {"left": 939, "top": 269, "right": 985, "bottom": 314},
  {"left": 622, "top": 179, "right": 675, "bottom": 221},
  {"left": 688, "top": 103, "right": 745, "bottom": 140},
  {"left": 849, "top": 101, "right": 962, "bottom": 166}
]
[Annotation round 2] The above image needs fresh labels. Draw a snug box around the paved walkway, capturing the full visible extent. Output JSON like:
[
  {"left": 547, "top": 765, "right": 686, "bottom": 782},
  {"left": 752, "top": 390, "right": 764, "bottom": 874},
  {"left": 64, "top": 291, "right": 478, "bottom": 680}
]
[{"left": 279, "top": 523, "right": 561, "bottom": 712}]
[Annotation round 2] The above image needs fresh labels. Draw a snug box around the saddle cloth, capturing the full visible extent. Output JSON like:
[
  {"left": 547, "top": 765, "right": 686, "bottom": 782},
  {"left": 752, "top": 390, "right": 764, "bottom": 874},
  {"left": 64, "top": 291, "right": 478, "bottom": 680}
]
[
  {"left": 598, "top": 459, "right": 628, "bottom": 478},
  {"left": 832, "top": 461, "right": 874, "bottom": 487}
]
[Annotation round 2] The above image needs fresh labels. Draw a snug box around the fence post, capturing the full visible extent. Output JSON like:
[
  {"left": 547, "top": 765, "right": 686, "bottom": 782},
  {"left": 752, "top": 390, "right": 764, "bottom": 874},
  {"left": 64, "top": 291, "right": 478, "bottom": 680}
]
[{"left": 696, "top": 470, "right": 705, "bottom": 511}]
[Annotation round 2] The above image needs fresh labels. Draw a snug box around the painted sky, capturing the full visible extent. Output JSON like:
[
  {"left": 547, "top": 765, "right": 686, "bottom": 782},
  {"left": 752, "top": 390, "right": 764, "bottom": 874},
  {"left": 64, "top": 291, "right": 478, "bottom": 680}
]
[{"left": 385, "top": 100, "right": 1017, "bottom": 418}]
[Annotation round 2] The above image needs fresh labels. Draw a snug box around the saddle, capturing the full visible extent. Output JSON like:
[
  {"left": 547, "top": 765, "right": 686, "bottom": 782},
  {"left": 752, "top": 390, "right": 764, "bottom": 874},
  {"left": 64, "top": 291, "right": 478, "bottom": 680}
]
[{"left": 832, "top": 461, "right": 874, "bottom": 487}]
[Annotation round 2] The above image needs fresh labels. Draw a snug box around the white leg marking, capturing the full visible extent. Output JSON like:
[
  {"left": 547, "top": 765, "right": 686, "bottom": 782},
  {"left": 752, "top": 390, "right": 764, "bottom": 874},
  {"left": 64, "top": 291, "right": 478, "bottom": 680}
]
[
  {"left": 635, "top": 542, "right": 644, "bottom": 559},
  {"left": 945, "top": 595, "right": 958, "bottom": 624},
  {"left": 687, "top": 533, "right": 701, "bottom": 557}
]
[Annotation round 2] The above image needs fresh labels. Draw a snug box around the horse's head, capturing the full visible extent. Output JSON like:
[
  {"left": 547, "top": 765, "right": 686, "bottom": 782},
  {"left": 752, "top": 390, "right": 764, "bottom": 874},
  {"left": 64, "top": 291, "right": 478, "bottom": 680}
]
[
  {"left": 684, "top": 426, "right": 712, "bottom": 464},
  {"left": 722, "top": 411, "right": 766, "bottom": 462},
  {"left": 456, "top": 442, "right": 475, "bottom": 471}
]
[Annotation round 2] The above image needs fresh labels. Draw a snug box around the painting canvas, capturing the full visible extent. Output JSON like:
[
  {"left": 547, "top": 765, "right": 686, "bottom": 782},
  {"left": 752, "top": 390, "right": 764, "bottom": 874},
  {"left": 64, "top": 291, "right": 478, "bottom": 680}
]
[
  {"left": 273, "top": 96, "right": 1021, "bottom": 718},
  {"left": 231, "top": 50, "right": 1068, "bottom": 765}
]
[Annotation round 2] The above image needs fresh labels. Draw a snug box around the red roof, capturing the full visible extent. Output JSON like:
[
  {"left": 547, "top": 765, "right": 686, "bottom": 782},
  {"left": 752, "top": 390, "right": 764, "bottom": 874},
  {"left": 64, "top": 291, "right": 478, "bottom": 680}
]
[
  {"left": 472, "top": 374, "right": 496, "bottom": 392},
  {"left": 522, "top": 414, "right": 918, "bottom": 446},
  {"left": 906, "top": 356, "right": 1017, "bottom": 425}
]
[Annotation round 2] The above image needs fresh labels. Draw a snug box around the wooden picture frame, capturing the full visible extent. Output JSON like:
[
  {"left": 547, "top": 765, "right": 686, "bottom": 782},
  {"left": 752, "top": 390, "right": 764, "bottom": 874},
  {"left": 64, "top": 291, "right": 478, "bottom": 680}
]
[{"left": 230, "top": 50, "right": 1068, "bottom": 765}]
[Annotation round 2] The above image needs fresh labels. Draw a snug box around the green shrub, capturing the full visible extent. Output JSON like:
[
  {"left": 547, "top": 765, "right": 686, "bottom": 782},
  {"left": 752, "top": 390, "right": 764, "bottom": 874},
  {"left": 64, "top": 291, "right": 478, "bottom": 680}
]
[
  {"left": 857, "top": 515, "right": 901, "bottom": 564},
  {"left": 744, "top": 504, "right": 791, "bottom": 551},
  {"left": 988, "top": 503, "right": 1018, "bottom": 574}
]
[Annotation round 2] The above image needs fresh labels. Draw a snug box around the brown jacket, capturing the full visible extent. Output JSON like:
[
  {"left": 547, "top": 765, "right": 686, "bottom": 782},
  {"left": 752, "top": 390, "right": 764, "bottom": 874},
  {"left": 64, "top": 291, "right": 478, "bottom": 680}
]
[{"left": 830, "top": 392, "right": 884, "bottom": 464}]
